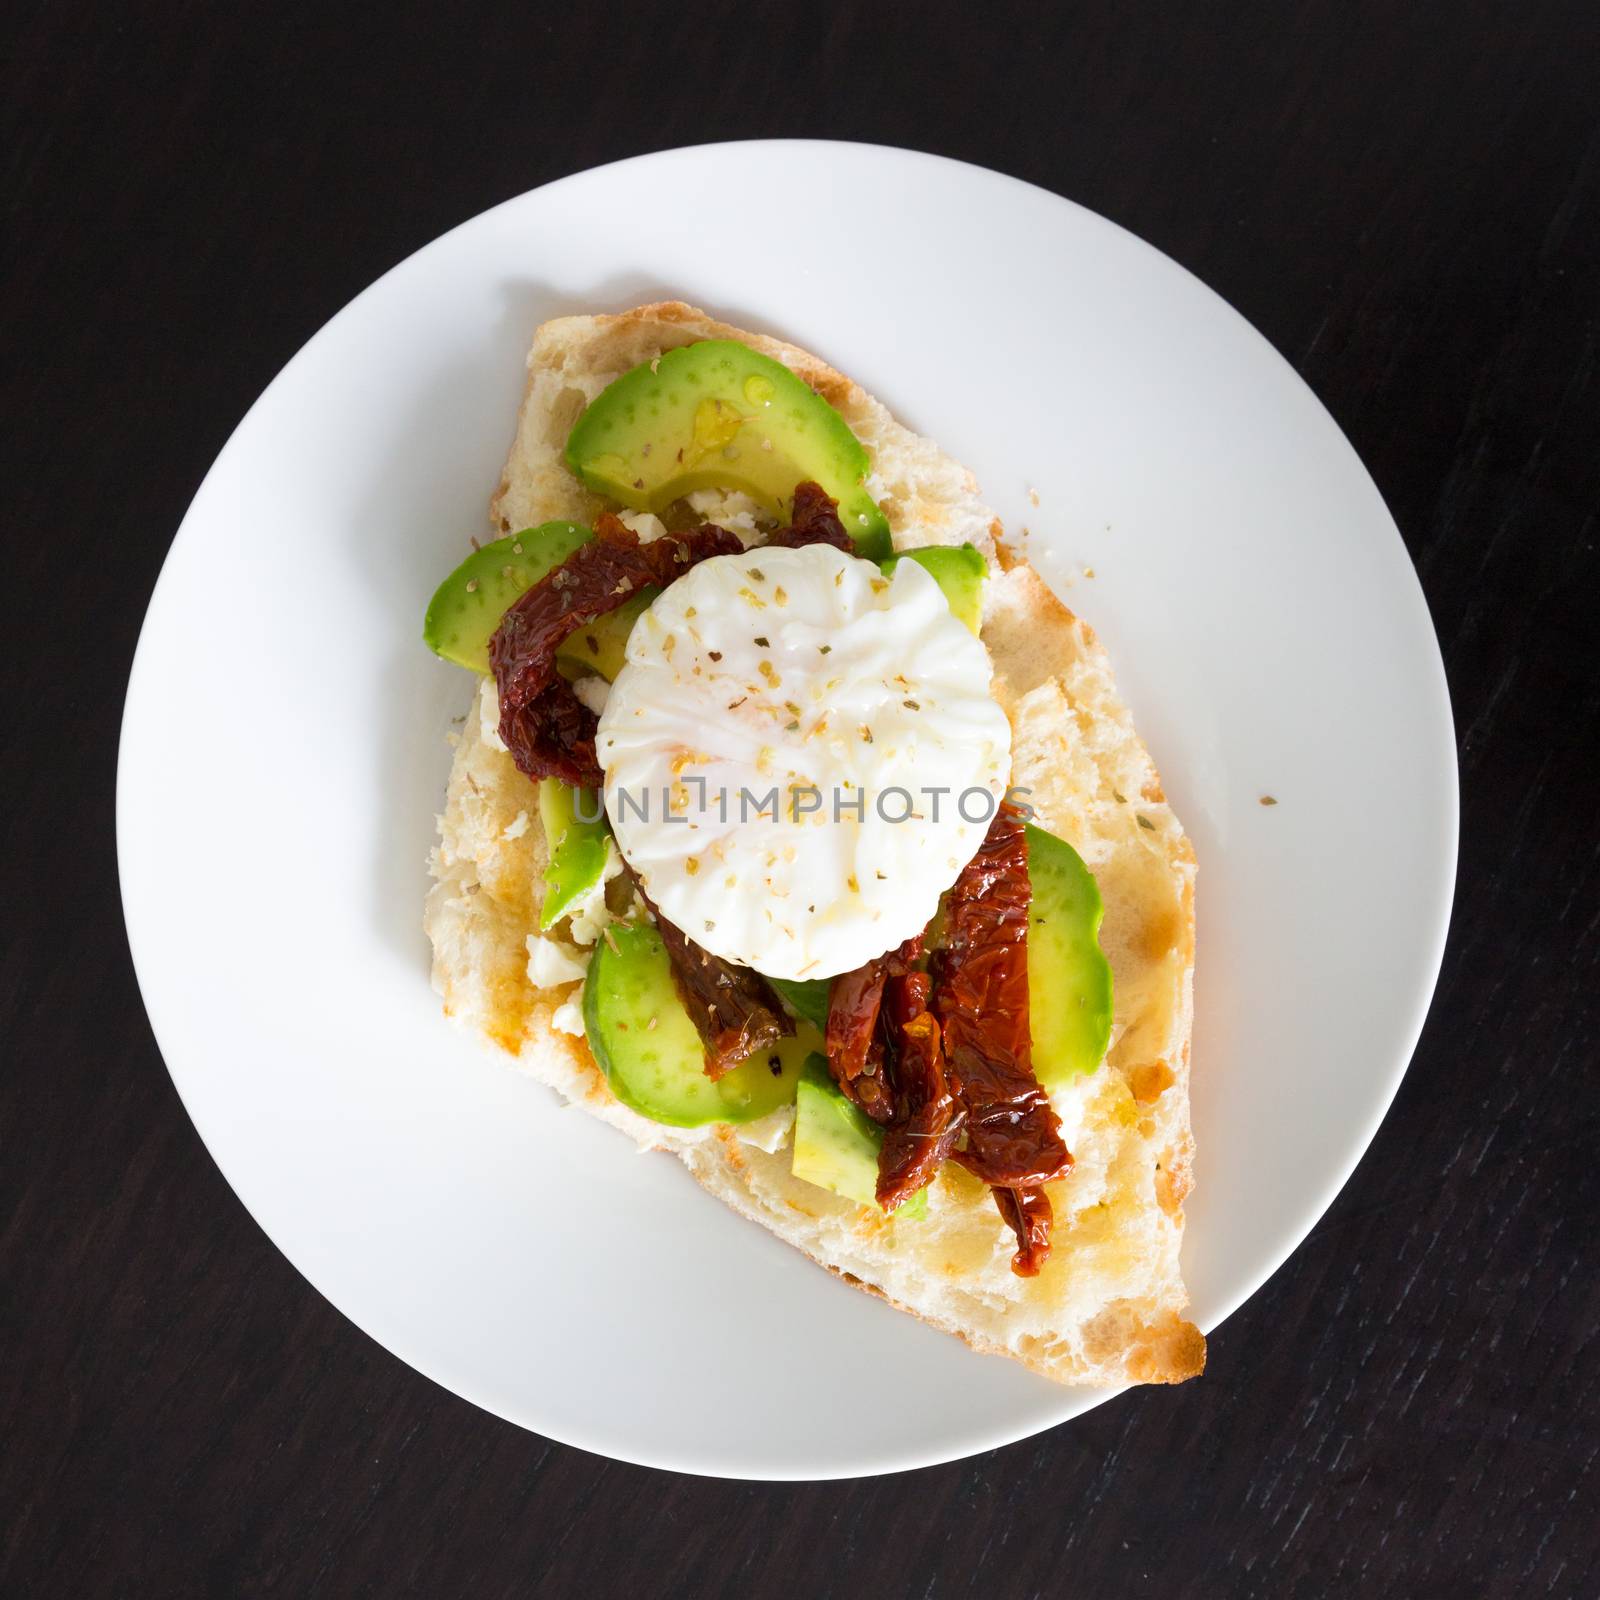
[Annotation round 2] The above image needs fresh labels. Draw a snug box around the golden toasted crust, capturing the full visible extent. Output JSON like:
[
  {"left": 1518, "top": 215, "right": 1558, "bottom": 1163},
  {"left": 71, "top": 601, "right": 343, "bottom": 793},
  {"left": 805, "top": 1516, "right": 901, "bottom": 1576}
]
[{"left": 425, "top": 303, "right": 1202, "bottom": 1386}]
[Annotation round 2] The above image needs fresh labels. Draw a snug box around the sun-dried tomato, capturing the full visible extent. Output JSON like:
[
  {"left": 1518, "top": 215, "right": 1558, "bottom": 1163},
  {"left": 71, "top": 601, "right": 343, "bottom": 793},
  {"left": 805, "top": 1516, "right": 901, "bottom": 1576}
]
[
  {"left": 497, "top": 677, "right": 602, "bottom": 789},
  {"left": 933, "top": 802, "right": 1072, "bottom": 1273},
  {"left": 825, "top": 935, "right": 922, "bottom": 1123},
  {"left": 826, "top": 939, "right": 960, "bottom": 1211},
  {"left": 992, "top": 1186, "right": 1053, "bottom": 1276},
  {"left": 648, "top": 903, "right": 793, "bottom": 1078},
  {"left": 933, "top": 803, "right": 1068, "bottom": 1186},
  {"left": 762, "top": 480, "right": 855, "bottom": 552},
  {"left": 489, "top": 514, "right": 743, "bottom": 786},
  {"left": 490, "top": 491, "right": 855, "bottom": 786},
  {"left": 875, "top": 970, "right": 963, "bottom": 1213}
]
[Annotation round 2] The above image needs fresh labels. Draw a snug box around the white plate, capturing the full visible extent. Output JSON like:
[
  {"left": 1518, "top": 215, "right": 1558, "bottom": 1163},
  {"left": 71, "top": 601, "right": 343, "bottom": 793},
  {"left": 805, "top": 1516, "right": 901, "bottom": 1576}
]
[{"left": 118, "top": 142, "right": 1457, "bottom": 1479}]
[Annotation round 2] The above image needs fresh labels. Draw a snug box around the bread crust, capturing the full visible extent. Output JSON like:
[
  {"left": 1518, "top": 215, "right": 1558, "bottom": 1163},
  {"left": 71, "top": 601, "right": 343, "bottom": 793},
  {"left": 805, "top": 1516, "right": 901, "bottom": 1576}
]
[{"left": 425, "top": 303, "right": 1202, "bottom": 1386}]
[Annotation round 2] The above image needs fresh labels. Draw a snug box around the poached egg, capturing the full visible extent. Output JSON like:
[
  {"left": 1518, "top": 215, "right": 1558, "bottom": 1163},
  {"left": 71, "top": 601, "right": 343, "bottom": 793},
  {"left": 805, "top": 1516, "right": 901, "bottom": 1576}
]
[{"left": 596, "top": 543, "right": 1010, "bottom": 980}]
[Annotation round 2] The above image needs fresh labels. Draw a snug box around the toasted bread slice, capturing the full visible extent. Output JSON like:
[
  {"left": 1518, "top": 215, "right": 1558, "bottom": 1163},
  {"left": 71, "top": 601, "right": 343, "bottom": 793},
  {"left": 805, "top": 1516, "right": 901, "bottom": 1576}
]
[{"left": 425, "top": 304, "right": 1202, "bottom": 1386}]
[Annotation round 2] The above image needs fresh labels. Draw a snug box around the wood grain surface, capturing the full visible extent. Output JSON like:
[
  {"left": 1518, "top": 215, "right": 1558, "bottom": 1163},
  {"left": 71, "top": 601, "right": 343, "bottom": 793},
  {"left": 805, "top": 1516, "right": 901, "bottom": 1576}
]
[{"left": 4, "top": 1, "right": 1598, "bottom": 1594}]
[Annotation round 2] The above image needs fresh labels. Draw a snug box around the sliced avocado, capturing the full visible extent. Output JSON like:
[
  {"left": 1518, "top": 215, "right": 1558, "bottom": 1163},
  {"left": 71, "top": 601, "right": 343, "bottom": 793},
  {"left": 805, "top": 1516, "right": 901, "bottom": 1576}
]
[
  {"left": 880, "top": 544, "right": 987, "bottom": 636},
  {"left": 792, "top": 1058, "right": 927, "bottom": 1219},
  {"left": 583, "top": 921, "right": 813, "bottom": 1127},
  {"left": 1026, "top": 824, "right": 1114, "bottom": 1085},
  {"left": 424, "top": 522, "right": 592, "bottom": 673},
  {"left": 537, "top": 779, "right": 610, "bottom": 930},
  {"left": 767, "top": 976, "right": 832, "bottom": 1033},
  {"left": 553, "top": 586, "right": 658, "bottom": 683},
  {"left": 564, "top": 341, "right": 892, "bottom": 560}
]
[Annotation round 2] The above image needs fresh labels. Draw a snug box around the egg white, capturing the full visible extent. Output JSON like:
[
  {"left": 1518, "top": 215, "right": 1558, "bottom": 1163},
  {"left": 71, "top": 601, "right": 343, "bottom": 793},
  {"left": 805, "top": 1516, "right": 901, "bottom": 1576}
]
[{"left": 596, "top": 544, "right": 1010, "bottom": 979}]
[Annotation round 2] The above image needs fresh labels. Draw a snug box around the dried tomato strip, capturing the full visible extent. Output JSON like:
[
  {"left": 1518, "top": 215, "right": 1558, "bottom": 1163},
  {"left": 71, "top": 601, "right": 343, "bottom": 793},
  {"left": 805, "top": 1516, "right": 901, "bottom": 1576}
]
[
  {"left": 762, "top": 480, "right": 855, "bottom": 552},
  {"left": 489, "top": 488, "right": 855, "bottom": 786},
  {"left": 933, "top": 802, "right": 1069, "bottom": 1186},
  {"left": 824, "top": 935, "right": 922, "bottom": 1124},
  {"left": 489, "top": 514, "right": 743, "bottom": 786},
  {"left": 497, "top": 677, "right": 603, "bottom": 790},
  {"left": 649, "top": 903, "right": 792, "bottom": 1079},
  {"left": 932, "top": 802, "right": 1071, "bottom": 1273},
  {"left": 992, "top": 1186, "right": 1053, "bottom": 1277},
  {"left": 875, "top": 971, "right": 963, "bottom": 1213}
]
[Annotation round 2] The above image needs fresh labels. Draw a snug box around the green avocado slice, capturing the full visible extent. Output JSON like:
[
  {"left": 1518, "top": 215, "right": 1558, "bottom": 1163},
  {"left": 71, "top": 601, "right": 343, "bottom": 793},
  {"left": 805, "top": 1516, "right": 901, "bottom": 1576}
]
[
  {"left": 767, "top": 976, "right": 832, "bottom": 1033},
  {"left": 881, "top": 544, "right": 987, "bottom": 635},
  {"left": 564, "top": 341, "right": 892, "bottom": 560},
  {"left": 423, "top": 521, "right": 592, "bottom": 673},
  {"left": 1026, "top": 824, "right": 1115, "bottom": 1085},
  {"left": 791, "top": 1057, "right": 926, "bottom": 1219},
  {"left": 536, "top": 779, "right": 610, "bottom": 930},
  {"left": 553, "top": 586, "right": 658, "bottom": 683},
  {"left": 583, "top": 921, "right": 813, "bottom": 1127}
]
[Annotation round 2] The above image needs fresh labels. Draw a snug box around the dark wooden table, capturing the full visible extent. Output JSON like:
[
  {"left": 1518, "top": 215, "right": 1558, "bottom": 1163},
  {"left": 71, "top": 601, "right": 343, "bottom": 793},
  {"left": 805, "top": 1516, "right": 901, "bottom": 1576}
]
[{"left": 6, "top": 2, "right": 1598, "bottom": 1595}]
